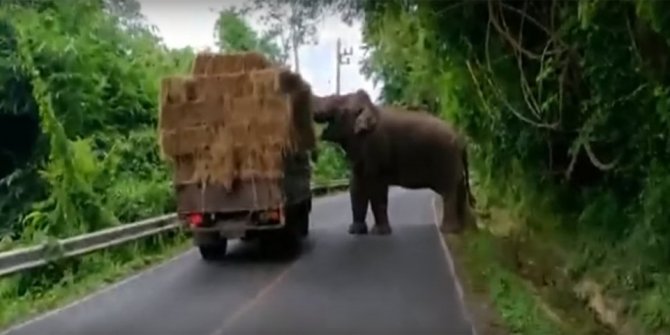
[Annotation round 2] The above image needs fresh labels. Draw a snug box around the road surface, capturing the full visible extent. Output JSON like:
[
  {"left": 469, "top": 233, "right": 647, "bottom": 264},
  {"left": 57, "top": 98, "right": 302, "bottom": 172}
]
[{"left": 2, "top": 188, "right": 475, "bottom": 335}]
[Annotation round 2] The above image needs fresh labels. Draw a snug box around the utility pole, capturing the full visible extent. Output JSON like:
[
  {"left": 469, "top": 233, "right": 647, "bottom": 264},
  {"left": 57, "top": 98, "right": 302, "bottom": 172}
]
[{"left": 335, "top": 38, "right": 353, "bottom": 94}]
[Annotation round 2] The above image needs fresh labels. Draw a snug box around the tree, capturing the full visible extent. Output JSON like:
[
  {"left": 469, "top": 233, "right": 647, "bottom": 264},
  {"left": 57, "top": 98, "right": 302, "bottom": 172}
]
[
  {"left": 244, "top": 0, "right": 319, "bottom": 74},
  {"left": 213, "top": 8, "right": 285, "bottom": 64}
]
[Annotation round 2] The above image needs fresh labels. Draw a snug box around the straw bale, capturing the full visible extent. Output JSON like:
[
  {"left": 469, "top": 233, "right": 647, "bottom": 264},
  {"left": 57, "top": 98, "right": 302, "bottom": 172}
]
[
  {"left": 192, "top": 52, "right": 215, "bottom": 75},
  {"left": 288, "top": 89, "right": 317, "bottom": 151},
  {"left": 238, "top": 149, "right": 261, "bottom": 180},
  {"left": 159, "top": 129, "right": 179, "bottom": 158},
  {"left": 159, "top": 51, "right": 317, "bottom": 189},
  {"left": 160, "top": 100, "right": 223, "bottom": 131},
  {"left": 173, "top": 155, "right": 196, "bottom": 184},
  {"left": 207, "top": 127, "right": 237, "bottom": 189},
  {"left": 250, "top": 69, "right": 280, "bottom": 97},
  {"left": 230, "top": 96, "right": 262, "bottom": 120},
  {"left": 250, "top": 68, "right": 310, "bottom": 97},
  {"left": 160, "top": 76, "right": 198, "bottom": 105},
  {"left": 242, "top": 52, "right": 273, "bottom": 71},
  {"left": 193, "top": 52, "right": 272, "bottom": 75},
  {"left": 213, "top": 72, "right": 253, "bottom": 98},
  {"left": 259, "top": 96, "right": 292, "bottom": 134},
  {"left": 160, "top": 125, "right": 213, "bottom": 157},
  {"left": 201, "top": 98, "right": 230, "bottom": 125},
  {"left": 193, "top": 76, "right": 225, "bottom": 102},
  {"left": 159, "top": 103, "right": 183, "bottom": 131},
  {"left": 182, "top": 126, "right": 215, "bottom": 155},
  {"left": 212, "top": 54, "right": 245, "bottom": 74}
]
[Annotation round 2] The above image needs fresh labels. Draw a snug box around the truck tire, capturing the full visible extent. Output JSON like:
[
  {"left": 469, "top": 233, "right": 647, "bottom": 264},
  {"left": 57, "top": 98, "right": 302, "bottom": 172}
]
[
  {"left": 285, "top": 200, "right": 310, "bottom": 239},
  {"left": 198, "top": 239, "right": 228, "bottom": 261},
  {"left": 298, "top": 199, "right": 311, "bottom": 237}
]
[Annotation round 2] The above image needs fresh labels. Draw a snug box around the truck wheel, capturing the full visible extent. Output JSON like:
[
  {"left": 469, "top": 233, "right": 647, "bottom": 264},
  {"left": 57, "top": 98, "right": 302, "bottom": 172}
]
[
  {"left": 298, "top": 199, "right": 311, "bottom": 237},
  {"left": 198, "top": 239, "right": 228, "bottom": 261},
  {"left": 285, "top": 201, "right": 309, "bottom": 239}
]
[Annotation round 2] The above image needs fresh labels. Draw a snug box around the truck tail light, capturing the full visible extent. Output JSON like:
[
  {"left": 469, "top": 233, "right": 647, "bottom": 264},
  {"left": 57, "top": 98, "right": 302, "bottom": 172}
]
[
  {"left": 268, "top": 209, "right": 280, "bottom": 221},
  {"left": 260, "top": 209, "right": 281, "bottom": 222},
  {"left": 187, "top": 213, "right": 204, "bottom": 227}
]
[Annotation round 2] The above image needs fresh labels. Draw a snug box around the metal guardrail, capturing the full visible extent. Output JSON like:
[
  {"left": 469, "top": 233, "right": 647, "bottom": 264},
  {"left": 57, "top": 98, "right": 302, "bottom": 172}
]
[{"left": 0, "top": 179, "right": 350, "bottom": 279}]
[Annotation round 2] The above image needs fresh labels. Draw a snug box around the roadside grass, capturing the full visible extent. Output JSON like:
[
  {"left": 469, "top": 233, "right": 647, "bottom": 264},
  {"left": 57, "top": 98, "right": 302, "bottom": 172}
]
[{"left": 444, "top": 171, "right": 615, "bottom": 335}]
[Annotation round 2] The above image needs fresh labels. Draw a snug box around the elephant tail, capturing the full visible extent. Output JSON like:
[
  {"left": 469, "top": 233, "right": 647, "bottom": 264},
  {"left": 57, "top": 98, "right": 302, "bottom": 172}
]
[{"left": 462, "top": 146, "right": 476, "bottom": 207}]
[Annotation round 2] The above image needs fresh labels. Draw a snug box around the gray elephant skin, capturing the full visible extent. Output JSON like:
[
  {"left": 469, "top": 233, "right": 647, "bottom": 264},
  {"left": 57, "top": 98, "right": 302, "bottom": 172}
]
[{"left": 311, "top": 89, "right": 475, "bottom": 235}]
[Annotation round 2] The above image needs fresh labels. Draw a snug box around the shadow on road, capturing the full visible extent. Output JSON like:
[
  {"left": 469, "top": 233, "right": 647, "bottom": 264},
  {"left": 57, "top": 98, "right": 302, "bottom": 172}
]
[{"left": 204, "top": 238, "right": 316, "bottom": 267}]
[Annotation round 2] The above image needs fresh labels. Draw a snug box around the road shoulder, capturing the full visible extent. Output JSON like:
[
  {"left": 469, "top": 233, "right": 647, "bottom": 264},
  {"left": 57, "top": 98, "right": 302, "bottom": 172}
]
[{"left": 432, "top": 195, "right": 509, "bottom": 335}]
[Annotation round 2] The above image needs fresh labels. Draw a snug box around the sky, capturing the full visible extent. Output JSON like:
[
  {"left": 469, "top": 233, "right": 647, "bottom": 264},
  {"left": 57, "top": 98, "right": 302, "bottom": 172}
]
[{"left": 139, "top": 0, "right": 381, "bottom": 102}]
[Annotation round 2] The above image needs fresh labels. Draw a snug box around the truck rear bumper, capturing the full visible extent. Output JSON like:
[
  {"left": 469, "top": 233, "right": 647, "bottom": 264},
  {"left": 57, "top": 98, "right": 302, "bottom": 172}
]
[{"left": 182, "top": 218, "right": 286, "bottom": 240}]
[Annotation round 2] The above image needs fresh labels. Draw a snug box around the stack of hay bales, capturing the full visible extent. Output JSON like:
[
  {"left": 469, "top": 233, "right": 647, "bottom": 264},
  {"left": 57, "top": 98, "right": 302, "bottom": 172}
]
[{"left": 158, "top": 51, "right": 316, "bottom": 197}]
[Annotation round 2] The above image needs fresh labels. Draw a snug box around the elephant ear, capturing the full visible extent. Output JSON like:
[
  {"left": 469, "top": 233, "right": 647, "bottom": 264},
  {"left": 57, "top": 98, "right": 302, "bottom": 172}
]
[{"left": 351, "top": 89, "right": 379, "bottom": 135}]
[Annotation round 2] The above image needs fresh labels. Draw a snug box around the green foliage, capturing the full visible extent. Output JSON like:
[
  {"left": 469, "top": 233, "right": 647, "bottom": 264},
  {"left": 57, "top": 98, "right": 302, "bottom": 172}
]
[
  {"left": 245, "top": 0, "right": 324, "bottom": 71},
  {"left": 0, "top": 0, "right": 192, "bottom": 238},
  {"left": 214, "top": 7, "right": 285, "bottom": 63},
  {"left": 344, "top": 0, "right": 670, "bottom": 332},
  {"left": 465, "top": 233, "right": 561, "bottom": 335},
  {"left": 0, "top": 0, "right": 195, "bottom": 322},
  {"left": 312, "top": 142, "right": 349, "bottom": 184}
]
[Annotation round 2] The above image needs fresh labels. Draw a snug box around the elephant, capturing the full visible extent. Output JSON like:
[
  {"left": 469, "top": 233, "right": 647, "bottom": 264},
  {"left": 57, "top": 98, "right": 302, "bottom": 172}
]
[{"left": 311, "top": 89, "right": 476, "bottom": 235}]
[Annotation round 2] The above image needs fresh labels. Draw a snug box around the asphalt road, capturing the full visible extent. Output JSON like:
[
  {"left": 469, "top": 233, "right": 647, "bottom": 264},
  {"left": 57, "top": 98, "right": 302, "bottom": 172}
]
[{"left": 2, "top": 188, "right": 475, "bottom": 335}]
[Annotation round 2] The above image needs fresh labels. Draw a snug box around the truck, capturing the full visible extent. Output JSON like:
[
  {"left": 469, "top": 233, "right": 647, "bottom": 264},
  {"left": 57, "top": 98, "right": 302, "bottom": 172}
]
[
  {"left": 159, "top": 51, "right": 317, "bottom": 261},
  {"left": 176, "top": 152, "right": 313, "bottom": 260}
]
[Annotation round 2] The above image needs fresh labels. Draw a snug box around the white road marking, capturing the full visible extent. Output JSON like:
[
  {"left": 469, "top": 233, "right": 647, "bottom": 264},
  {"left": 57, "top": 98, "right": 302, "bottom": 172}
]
[{"left": 431, "top": 195, "right": 479, "bottom": 335}]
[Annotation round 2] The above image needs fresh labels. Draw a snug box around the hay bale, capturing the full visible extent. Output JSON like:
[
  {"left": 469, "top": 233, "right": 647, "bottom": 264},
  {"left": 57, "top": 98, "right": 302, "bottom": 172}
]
[
  {"left": 202, "top": 98, "right": 229, "bottom": 125},
  {"left": 160, "top": 76, "right": 196, "bottom": 105},
  {"left": 288, "top": 89, "right": 317, "bottom": 151},
  {"left": 243, "top": 52, "right": 273, "bottom": 71},
  {"left": 159, "top": 129, "right": 179, "bottom": 158},
  {"left": 218, "top": 72, "right": 254, "bottom": 98},
  {"left": 173, "top": 155, "right": 196, "bottom": 184},
  {"left": 159, "top": 125, "right": 213, "bottom": 157},
  {"left": 159, "top": 51, "right": 317, "bottom": 191},
  {"left": 193, "top": 76, "right": 223, "bottom": 102},
  {"left": 212, "top": 54, "right": 245, "bottom": 74},
  {"left": 192, "top": 52, "right": 242, "bottom": 75},
  {"left": 191, "top": 52, "right": 215, "bottom": 75},
  {"left": 160, "top": 101, "right": 222, "bottom": 130},
  {"left": 229, "top": 96, "right": 263, "bottom": 123},
  {"left": 184, "top": 127, "right": 237, "bottom": 190},
  {"left": 250, "top": 68, "right": 311, "bottom": 97},
  {"left": 250, "top": 69, "right": 279, "bottom": 97},
  {"left": 192, "top": 52, "right": 271, "bottom": 75}
]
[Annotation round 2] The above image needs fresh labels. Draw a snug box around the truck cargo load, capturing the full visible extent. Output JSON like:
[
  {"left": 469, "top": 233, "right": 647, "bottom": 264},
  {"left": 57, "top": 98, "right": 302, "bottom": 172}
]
[{"left": 158, "top": 51, "right": 316, "bottom": 260}]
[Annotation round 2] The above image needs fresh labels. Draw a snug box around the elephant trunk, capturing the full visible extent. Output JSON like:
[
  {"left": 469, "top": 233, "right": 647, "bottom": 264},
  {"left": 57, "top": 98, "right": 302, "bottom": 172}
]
[{"left": 311, "top": 95, "right": 332, "bottom": 123}]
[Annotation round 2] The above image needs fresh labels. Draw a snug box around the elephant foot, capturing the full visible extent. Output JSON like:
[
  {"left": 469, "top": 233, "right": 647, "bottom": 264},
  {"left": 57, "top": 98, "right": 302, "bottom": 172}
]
[
  {"left": 348, "top": 222, "right": 368, "bottom": 235},
  {"left": 370, "top": 224, "right": 392, "bottom": 235}
]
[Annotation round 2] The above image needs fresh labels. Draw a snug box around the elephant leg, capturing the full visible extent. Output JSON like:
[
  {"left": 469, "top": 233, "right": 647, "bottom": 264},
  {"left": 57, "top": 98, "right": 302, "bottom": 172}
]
[
  {"left": 369, "top": 182, "right": 391, "bottom": 235},
  {"left": 348, "top": 172, "right": 369, "bottom": 235},
  {"left": 456, "top": 175, "right": 476, "bottom": 232},
  {"left": 440, "top": 192, "right": 463, "bottom": 234}
]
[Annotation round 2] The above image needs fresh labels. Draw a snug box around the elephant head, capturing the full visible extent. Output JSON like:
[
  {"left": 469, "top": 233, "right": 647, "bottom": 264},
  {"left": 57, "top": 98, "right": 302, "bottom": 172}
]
[{"left": 312, "top": 89, "right": 380, "bottom": 144}]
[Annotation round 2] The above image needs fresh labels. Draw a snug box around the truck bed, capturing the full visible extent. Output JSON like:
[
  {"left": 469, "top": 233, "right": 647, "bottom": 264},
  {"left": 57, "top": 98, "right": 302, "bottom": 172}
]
[{"left": 174, "top": 151, "right": 312, "bottom": 214}]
